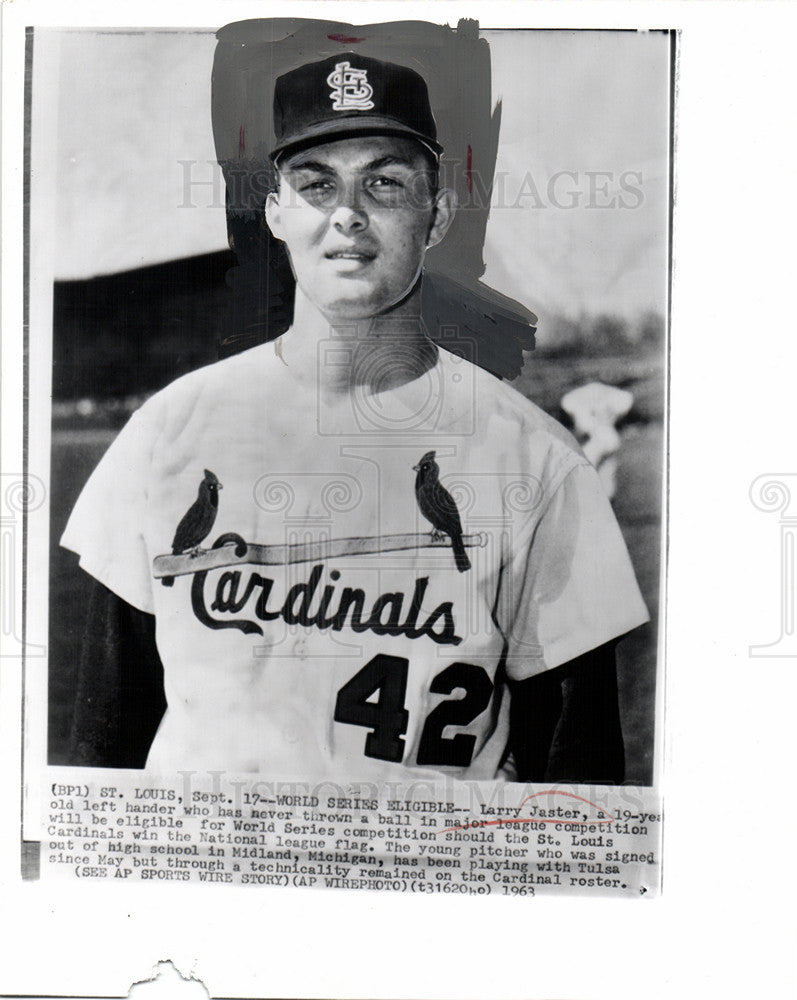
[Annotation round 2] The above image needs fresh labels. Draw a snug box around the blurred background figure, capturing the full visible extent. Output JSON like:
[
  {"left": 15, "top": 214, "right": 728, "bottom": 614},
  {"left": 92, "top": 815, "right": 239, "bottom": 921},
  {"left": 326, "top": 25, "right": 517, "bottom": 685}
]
[{"left": 561, "top": 382, "right": 635, "bottom": 500}]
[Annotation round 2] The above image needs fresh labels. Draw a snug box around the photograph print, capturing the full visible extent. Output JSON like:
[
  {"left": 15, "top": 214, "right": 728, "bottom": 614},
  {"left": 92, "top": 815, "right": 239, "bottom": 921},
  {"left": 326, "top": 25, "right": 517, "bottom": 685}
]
[{"left": 39, "top": 18, "right": 670, "bottom": 788}]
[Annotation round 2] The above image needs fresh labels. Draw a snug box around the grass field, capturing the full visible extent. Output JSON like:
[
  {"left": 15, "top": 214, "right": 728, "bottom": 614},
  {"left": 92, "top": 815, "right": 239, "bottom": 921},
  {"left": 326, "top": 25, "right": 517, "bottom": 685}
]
[{"left": 48, "top": 350, "right": 664, "bottom": 784}]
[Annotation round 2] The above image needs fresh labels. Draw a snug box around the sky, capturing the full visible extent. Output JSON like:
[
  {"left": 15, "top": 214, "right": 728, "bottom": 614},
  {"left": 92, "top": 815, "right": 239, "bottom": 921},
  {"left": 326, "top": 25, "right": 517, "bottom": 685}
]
[
  {"left": 481, "top": 29, "right": 670, "bottom": 321},
  {"left": 43, "top": 26, "right": 670, "bottom": 321}
]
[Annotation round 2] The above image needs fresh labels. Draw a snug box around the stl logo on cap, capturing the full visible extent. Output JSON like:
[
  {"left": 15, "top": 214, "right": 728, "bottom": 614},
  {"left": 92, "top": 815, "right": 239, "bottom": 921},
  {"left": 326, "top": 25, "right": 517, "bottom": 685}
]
[{"left": 327, "top": 60, "right": 375, "bottom": 111}]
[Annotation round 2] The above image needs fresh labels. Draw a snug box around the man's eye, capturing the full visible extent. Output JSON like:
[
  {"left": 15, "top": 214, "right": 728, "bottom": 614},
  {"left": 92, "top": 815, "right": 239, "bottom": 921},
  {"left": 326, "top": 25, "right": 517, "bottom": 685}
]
[
  {"left": 370, "top": 175, "right": 403, "bottom": 189},
  {"left": 302, "top": 179, "right": 334, "bottom": 192}
]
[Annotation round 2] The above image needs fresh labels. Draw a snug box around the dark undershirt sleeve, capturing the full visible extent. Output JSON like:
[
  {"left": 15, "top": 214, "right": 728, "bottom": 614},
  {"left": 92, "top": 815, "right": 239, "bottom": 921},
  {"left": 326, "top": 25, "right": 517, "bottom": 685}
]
[
  {"left": 69, "top": 576, "right": 166, "bottom": 769},
  {"left": 507, "top": 640, "right": 625, "bottom": 785}
]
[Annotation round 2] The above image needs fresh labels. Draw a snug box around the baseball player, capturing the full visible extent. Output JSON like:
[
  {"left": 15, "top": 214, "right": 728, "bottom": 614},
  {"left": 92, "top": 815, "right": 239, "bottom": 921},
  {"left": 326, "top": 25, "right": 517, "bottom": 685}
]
[{"left": 62, "top": 53, "right": 648, "bottom": 783}]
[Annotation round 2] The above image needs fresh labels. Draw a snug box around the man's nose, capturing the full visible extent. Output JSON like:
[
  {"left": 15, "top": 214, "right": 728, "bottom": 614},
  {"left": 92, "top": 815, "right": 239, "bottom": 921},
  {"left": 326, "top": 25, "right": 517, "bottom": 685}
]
[{"left": 329, "top": 187, "right": 368, "bottom": 234}]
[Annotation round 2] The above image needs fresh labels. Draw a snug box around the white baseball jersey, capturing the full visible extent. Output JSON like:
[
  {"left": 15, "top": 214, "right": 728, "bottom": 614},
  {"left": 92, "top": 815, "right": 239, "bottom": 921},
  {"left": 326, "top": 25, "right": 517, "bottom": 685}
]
[{"left": 61, "top": 341, "right": 648, "bottom": 780}]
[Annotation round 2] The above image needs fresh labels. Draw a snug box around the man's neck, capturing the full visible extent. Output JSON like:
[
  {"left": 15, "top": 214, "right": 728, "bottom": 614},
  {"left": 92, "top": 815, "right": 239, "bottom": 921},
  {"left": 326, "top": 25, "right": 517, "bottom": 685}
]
[{"left": 275, "top": 285, "right": 438, "bottom": 399}]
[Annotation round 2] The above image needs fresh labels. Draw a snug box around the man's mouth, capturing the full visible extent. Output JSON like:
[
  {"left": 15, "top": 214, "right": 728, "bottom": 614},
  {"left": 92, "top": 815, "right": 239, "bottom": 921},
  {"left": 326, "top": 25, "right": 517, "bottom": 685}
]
[{"left": 325, "top": 249, "right": 377, "bottom": 262}]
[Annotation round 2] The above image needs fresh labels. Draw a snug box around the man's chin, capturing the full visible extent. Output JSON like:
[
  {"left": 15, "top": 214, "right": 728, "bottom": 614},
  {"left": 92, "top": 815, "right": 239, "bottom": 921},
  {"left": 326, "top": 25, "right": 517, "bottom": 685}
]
[
  {"left": 318, "top": 287, "right": 421, "bottom": 324},
  {"left": 320, "top": 297, "right": 392, "bottom": 323}
]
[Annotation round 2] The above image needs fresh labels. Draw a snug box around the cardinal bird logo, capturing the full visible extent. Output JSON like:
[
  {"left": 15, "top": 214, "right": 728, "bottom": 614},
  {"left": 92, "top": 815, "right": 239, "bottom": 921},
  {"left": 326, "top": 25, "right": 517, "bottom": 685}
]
[
  {"left": 413, "top": 451, "right": 471, "bottom": 573},
  {"left": 161, "top": 469, "right": 223, "bottom": 587}
]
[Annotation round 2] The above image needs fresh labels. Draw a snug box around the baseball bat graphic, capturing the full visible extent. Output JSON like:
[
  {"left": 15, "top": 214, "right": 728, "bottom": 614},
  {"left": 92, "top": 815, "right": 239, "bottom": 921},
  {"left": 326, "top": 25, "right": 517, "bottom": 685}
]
[{"left": 153, "top": 532, "right": 488, "bottom": 579}]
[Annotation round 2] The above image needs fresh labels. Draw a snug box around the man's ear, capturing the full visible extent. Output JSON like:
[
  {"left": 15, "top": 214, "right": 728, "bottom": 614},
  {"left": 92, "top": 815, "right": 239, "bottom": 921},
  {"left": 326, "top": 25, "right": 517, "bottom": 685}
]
[
  {"left": 426, "top": 188, "right": 457, "bottom": 249},
  {"left": 265, "top": 190, "right": 285, "bottom": 242}
]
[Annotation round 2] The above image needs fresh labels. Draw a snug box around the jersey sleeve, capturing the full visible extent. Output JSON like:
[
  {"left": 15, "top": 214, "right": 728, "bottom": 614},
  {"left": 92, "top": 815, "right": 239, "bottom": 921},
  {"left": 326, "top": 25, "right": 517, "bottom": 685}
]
[
  {"left": 499, "top": 460, "right": 650, "bottom": 681},
  {"left": 60, "top": 405, "right": 158, "bottom": 615}
]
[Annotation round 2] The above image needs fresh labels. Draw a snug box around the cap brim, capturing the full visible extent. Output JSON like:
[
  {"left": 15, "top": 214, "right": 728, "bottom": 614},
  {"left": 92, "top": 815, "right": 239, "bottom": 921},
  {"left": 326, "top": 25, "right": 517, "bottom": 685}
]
[{"left": 271, "top": 116, "right": 443, "bottom": 162}]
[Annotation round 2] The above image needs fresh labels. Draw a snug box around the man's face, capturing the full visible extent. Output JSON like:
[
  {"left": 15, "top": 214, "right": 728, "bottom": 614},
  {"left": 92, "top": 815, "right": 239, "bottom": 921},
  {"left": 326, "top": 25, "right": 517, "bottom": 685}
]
[{"left": 266, "top": 135, "right": 455, "bottom": 321}]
